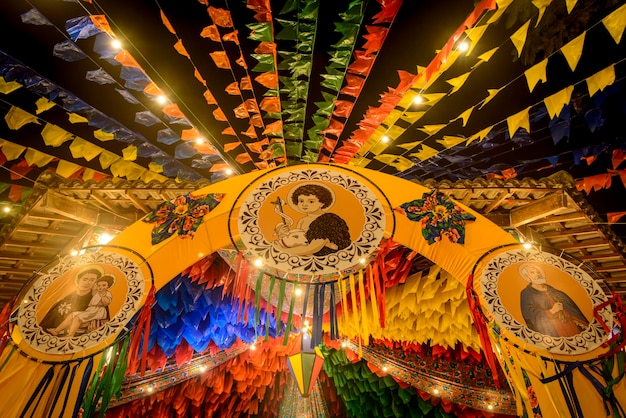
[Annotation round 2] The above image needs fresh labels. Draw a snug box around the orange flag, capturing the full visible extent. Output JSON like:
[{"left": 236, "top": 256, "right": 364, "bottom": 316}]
[
  {"left": 162, "top": 104, "right": 185, "bottom": 119},
  {"left": 222, "top": 127, "right": 237, "bottom": 136},
  {"left": 235, "top": 153, "right": 252, "bottom": 164},
  {"left": 608, "top": 212, "right": 626, "bottom": 224},
  {"left": 208, "top": 7, "right": 234, "bottom": 27},
  {"left": 212, "top": 108, "right": 227, "bottom": 122},
  {"left": 160, "top": 10, "right": 176, "bottom": 34},
  {"left": 260, "top": 97, "right": 280, "bottom": 113},
  {"left": 204, "top": 90, "right": 217, "bottom": 105},
  {"left": 200, "top": 25, "right": 221, "bottom": 42},
  {"left": 255, "top": 72, "right": 278, "bottom": 89},
  {"left": 225, "top": 81, "right": 241, "bottom": 95},
  {"left": 210, "top": 51, "right": 231, "bottom": 69},
  {"left": 115, "top": 50, "right": 141, "bottom": 68},
  {"left": 224, "top": 142, "right": 241, "bottom": 152}
]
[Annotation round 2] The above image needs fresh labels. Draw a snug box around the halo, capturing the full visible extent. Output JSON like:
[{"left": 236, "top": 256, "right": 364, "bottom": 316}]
[
  {"left": 285, "top": 181, "right": 336, "bottom": 213},
  {"left": 73, "top": 264, "right": 105, "bottom": 285},
  {"left": 99, "top": 273, "right": 117, "bottom": 287}
]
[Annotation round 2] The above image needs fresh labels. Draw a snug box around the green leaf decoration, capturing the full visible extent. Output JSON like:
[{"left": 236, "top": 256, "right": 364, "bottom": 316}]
[{"left": 246, "top": 22, "right": 273, "bottom": 42}]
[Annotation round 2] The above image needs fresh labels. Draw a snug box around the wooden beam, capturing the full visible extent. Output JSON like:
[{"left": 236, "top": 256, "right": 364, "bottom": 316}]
[
  {"left": 539, "top": 226, "right": 600, "bottom": 238},
  {"left": 510, "top": 192, "right": 568, "bottom": 227},
  {"left": 42, "top": 192, "right": 99, "bottom": 225},
  {"left": 484, "top": 190, "right": 512, "bottom": 214},
  {"left": 553, "top": 239, "right": 609, "bottom": 250},
  {"left": 125, "top": 191, "right": 151, "bottom": 213},
  {"left": 14, "top": 226, "right": 79, "bottom": 237},
  {"left": 526, "top": 211, "right": 586, "bottom": 226}
]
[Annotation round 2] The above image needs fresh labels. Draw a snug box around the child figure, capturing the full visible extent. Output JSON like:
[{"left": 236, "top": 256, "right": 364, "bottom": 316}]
[{"left": 48, "top": 274, "right": 114, "bottom": 336}]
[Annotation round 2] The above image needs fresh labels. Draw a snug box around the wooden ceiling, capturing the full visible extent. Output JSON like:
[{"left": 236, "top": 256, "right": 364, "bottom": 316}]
[{"left": 0, "top": 170, "right": 624, "bottom": 308}]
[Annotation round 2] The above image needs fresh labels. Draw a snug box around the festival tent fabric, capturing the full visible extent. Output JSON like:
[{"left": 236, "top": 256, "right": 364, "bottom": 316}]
[{"left": 0, "top": 0, "right": 625, "bottom": 417}]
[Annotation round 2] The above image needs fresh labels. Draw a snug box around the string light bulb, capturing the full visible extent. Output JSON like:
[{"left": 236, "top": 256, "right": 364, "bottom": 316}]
[{"left": 111, "top": 39, "right": 122, "bottom": 49}]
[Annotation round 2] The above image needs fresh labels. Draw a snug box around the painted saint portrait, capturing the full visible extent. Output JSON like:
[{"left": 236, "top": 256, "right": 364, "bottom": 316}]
[
  {"left": 271, "top": 182, "right": 351, "bottom": 257},
  {"left": 517, "top": 262, "right": 589, "bottom": 337},
  {"left": 38, "top": 264, "right": 119, "bottom": 337}
]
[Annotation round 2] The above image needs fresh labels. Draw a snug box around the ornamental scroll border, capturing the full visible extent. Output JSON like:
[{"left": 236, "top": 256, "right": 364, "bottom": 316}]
[
  {"left": 17, "top": 251, "right": 145, "bottom": 356},
  {"left": 234, "top": 168, "right": 387, "bottom": 280},
  {"left": 479, "top": 249, "right": 612, "bottom": 355}
]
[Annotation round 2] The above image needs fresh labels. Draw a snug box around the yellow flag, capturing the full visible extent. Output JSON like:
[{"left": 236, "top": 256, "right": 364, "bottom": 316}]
[
  {"left": 466, "top": 126, "right": 493, "bottom": 145},
  {"left": 111, "top": 160, "right": 144, "bottom": 180},
  {"left": 24, "top": 148, "right": 54, "bottom": 167},
  {"left": 510, "top": 20, "right": 531, "bottom": 58},
  {"left": 4, "top": 106, "right": 39, "bottom": 130},
  {"left": 524, "top": 58, "right": 548, "bottom": 92},
  {"left": 418, "top": 124, "right": 446, "bottom": 136},
  {"left": 94, "top": 129, "right": 115, "bottom": 141},
  {"left": 565, "top": 0, "right": 577, "bottom": 13},
  {"left": 373, "top": 154, "right": 414, "bottom": 171},
  {"left": 35, "top": 97, "right": 55, "bottom": 114},
  {"left": 56, "top": 160, "right": 81, "bottom": 178},
  {"left": 543, "top": 86, "right": 574, "bottom": 118},
  {"left": 122, "top": 145, "right": 138, "bottom": 161},
  {"left": 68, "top": 113, "right": 89, "bottom": 124},
  {"left": 479, "top": 88, "right": 503, "bottom": 109},
  {"left": 410, "top": 144, "right": 438, "bottom": 161},
  {"left": 400, "top": 111, "right": 425, "bottom": 124},
  {"left": 507, "top": 107, "right": 531, "bottom": 138},
  {"left": 532, "top": 0, "right": 553, "bottom": 26},
  {"left": 0, "top": 139, "right": 26, "bottom": 160},
  {"left": 560, "top": 33, "right": 585, "bottom": 71},
  {"left": 464, "top": 25, "right": 488, "bottom": 55},
  {"left": 586, "top": 65, "right": 615, "bottom": 97},
  {"left": 453, "top": 107, "right": 474, "bottom": 127},
  {"left": 41, "top": 123, "right": 72, "bottom": 147},
  {"left": 445, "top": 71, "right": 471, "bottom": 94},
  {"left": 149, "top": 162, "right": 164, "bottom": 173},
  {"left": 476, "top": 46, "right": 498, "bottom": 63},
  {"left": 436, "top": 135, "right": 465, "bottom": 149},
  {"left": 420, "top": 93, "right": 446, "bottom": 106},
  {"left": 142, "top": 170, "right": 168, "bottom": 183},
  {"left": 0, "top": 76, "right": 21, "bottom": 94},
  {"left": 99, "top": 150, "right": 120, "bottom": 169},
  {"left": 488, "top": 0, "right": 514, "bottom": 24},
  {"left": 69, "top": 137, "right": 103, "bottom": 161},
  {"left": 602, "top": 3, "right": 626, "bottom": 44}
]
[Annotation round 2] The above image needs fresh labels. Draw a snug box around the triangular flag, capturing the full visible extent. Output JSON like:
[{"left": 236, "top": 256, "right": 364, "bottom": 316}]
[
  {"left": 68, "top": 113, "right": 89, "bottom": 124},
  {"left": 445, "top": 71, "right": 471, "bottom": 94},
  {"left": 418, "top": 124, "right": 446, "bottom": 136},
  {"left": 4, "top": 106, "right": 40, "bottom": 130},
  {"left": 99, "top": 150, "right": 121, "bottom": 169},
  {"left": 586, "top": 65, "right": 615, "bottom": 97},
  {"left": 602, "top": 3, "right": 626, "bottom": 44},
  {"left": 524, "top": 58, "right": 547, "bottom": 92},
  {"left": 479, "top": 87, "right": 503, "bottom": 109},
  {"left": 24, "top": 148, "right": 55, "bottom": 167},
  {"left": 35, "top": 97, "right": 55, "bottom": 114},
  {"left": 510, "top": 20, "right": 531, "bottom": 58},
  {"left": 94, "top": 129, "right": 115, "bottom": 141},
  {"left": 488, "top": 0, "right": 514, "bottom": 24},
  {"left": 56, "top": 160, "right": 82, "bottom": 178},
  {"left": 436, "top": 136, "right": 465, "bottom": 149},
  {"left": 532, "top": 0, "right": 553, "bottom": 26},
  {"left": 453, "top": 106, "right": 474, "bottom": 127},
  {"left": 607, "top": 211, "right": 626, "bottom": 224},
  {"left": 0, "top": 76, "right": 21, "bottom": 94},
  {"left": 565, "top": 0, "right": 577, "bottom": 13},
  {"left": 69, "top": 137, "right": 103, "bottom": 161},
  {"left": 465, "top": 25, "right": 488, "bottom": 55},
  {"left": 0, "top": 140, "right": 26, "bottom": 160},
  {"left": 373, "top": 154, "right": 414, "bottom": 171},
  {"left": 560, "top": 32, "right": 585, "bottom": 72},
  {"left": 543, "top": 86, "right": 573, "bottom": 119},
  {"left": 41, "top": 123, "right": 73, "bottom": 147},
  {"left": 410, "top": 144, "right": 438, "bottom": 161},
  {"left": 507, "top": 107, "right": 530, "bottom": 138},
  {"left": 466, "top": 126, "right": 493, "bottom": 145},
  {"left": 122, "top": 145, "right": 138, "bottom": 161},
  {"left": 476, "top": 46, "right": 498, "bottom": 63}
]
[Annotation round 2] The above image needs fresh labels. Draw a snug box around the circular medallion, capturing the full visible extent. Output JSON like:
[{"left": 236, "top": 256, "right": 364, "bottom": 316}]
[
  {"left": 478, "top": 248, "right": 612, "bottom": 355},
  {"left": 231, "top": 166, "right": 390, "bottom": 280},
  {"left": 16, "top": 250, "right": 146, "bottom": 357}
]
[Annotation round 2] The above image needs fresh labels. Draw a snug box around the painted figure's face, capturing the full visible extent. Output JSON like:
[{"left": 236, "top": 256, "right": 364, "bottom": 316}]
[
  {"left": 281, "top": 229, "right": 308, "bottom": 248},
  {"left": 297, "top": 194, "right": 324, "bottom": 213},
  {"left": 77, "top": 273, "right": 99, "bottom": 293},
  {"left": 96, "top": 281, "right": 109, "bottom": 292},
  {"left": 525, "top": 265, "right": 546, "bottom": 284}
]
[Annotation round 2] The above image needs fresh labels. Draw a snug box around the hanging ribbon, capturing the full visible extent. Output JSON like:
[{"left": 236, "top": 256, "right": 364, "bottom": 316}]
[
  {"left": 0, "top": 296, "right": 16, "bottom": 354},
  {"left": 465, "top": 273, "right": 501, "bottom": 388},
  {"left": 20, "top": 366, "right": 55, "bottom": 418},
  {"left": 328, "top": 282, "right": 338, "bottom": 341},
  {"left": 127, "top": 285, "right": 156, "bottom": 376}
]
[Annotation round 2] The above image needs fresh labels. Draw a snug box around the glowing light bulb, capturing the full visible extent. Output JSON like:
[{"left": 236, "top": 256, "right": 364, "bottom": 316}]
[
  {"left": 70, "top": 249, "right": 79, "bottom": 256},
  {"left": 457, "top": 41, "right": 470, "bottom": 52},
  {"left": 253, "top": 258, "right": 264, "bottom": 267},
  {"left": 111, "top": 39, "right": 122, "bottom": 49},
  {"left": 487, "top": 405, "right": 494, "bottom": 410},
  {"left": 433, "top": 389, "right": 439, "bottom": 395},
  {"left": 225, "top": 168, "right": 233, "bottom": 176},
  {"left": 522, "top": 242, "right": 532, "bottom": 249},
  {"left": 341, "top": 341, "right": 348, "bottom": 348},
  {"left": 413, "top": 95, "right": 423, "bottom": 104},
  {"left": 156, "top": 95, "right": 167, "bottom": 105},
  {"left": 295, "top": 287, "right": 302, "bottom": 296},
  {"left": 2, "top": 206, "right": 10, "bottom": 213},
  {"left": 381, "top": 135, "right": 389, "bottom": 143},
  {"left": 382, "top": 366, "right": 388, "bottom": 372},
  {"left": 195, "top": 137, "right": 204, "bottom": 145},
  {"left": 99, "top": 233, "right": 113, "bottom": 245}
]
